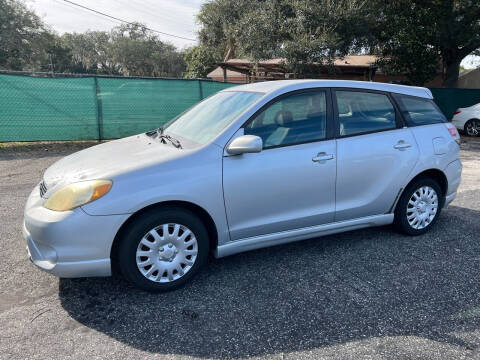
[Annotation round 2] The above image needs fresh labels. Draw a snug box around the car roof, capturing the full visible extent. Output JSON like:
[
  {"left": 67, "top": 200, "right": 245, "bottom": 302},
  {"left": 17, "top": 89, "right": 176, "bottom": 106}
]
[{"left": 224, "top": 79, "right": 433, "bottom": 99}]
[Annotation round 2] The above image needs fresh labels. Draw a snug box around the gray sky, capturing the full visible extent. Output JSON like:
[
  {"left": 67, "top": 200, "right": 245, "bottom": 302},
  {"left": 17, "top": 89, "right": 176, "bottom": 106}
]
[
  {"left": 28, "top": 0, "right": 205, "bottom": 49},
  {"left": 26, "top": 0, "right": 480, "bottom": 68},
  {"left": 462, "top": 55, "right": 480, "bottom": 69}
]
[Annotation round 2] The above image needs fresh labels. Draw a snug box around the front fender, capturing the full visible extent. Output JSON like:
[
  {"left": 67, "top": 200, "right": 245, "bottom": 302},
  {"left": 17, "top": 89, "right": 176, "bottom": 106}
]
[{"left": 81, "top": 145, "right": 230, "bottom": 246}]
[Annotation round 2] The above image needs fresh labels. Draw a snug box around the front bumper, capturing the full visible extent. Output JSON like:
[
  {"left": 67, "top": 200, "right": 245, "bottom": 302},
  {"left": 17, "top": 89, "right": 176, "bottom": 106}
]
[{"left": 23, "top": 184, "right": 130, "bottom": 278}]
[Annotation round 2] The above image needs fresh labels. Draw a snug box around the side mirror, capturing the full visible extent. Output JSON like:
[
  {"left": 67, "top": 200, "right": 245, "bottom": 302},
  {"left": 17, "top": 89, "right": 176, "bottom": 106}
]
[{"left": 226, "top": 135, "right": 263, "bottom": 155}]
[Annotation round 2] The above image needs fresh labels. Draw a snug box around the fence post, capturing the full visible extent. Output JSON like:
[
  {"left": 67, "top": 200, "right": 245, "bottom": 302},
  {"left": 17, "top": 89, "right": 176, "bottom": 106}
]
[
  {"left": 198, "top": 79, "right": 204, "bottom": 100},
  {"left": 94, "top": 76, "right": 103, "bottom": 141}
]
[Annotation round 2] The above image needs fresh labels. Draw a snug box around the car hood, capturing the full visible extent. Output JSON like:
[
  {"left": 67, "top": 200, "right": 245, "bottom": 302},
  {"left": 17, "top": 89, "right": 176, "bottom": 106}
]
[{"left": 43, "top": 134, "right": 185, "bottom": 191}]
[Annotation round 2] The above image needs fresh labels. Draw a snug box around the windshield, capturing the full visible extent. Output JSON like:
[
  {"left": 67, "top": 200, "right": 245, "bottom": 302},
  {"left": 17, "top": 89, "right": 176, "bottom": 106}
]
[{"left": 164, "top": 91, "right": 263, "bottom": 145}]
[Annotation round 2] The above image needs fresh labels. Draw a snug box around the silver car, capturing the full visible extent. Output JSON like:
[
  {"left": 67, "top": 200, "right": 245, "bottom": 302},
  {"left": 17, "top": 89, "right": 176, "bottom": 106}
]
[{"left": 24, "top": 80, "right": 462, "bottom": 291}]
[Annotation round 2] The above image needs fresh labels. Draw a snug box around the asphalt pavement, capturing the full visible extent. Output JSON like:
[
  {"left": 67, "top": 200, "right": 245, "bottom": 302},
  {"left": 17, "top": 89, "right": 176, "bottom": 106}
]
[{"left": 1, "top": 139, "right": 479, "bottom": 360}]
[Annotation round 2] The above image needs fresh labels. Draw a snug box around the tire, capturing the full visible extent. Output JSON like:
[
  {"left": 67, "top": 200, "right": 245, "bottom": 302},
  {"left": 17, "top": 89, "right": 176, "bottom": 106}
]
[
  {"left": 117, "top": 207, "right": 209, "bottom": 292},
  {"left": 464, "top": 119, "right": 480, "bottom": 137},
  {"left": 394, "top": 178, "right": 444, "bottom": 236}
]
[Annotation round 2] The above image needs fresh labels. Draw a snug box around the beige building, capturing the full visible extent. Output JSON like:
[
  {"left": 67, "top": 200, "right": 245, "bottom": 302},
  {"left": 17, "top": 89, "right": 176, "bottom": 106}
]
[{"left": 458, "top": 68, "right": 480, "bottom": 89}]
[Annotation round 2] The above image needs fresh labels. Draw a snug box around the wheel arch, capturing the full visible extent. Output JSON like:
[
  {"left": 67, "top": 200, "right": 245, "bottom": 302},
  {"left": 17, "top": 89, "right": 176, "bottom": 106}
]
[
  {"left": 408, "top": 169, "right": 448, "bottom": 196},
  {"left": 110, "top": 200, "right": 218, "bottom": 274},
  {"left": 393, "top": 168, "right": 448, "bottom": 213}
]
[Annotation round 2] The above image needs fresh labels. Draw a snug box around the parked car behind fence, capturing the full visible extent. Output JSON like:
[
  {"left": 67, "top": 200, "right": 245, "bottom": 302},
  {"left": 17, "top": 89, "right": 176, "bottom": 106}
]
[{"left": 452, "top": 102, "right": 480, "bottom": 136}]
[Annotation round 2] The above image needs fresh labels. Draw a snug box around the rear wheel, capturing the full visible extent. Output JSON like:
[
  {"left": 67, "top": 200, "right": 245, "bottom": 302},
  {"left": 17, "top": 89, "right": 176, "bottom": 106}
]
[
  {"left": 117, "top": 207, "right": 209, "bottom": 292},
  {"left": 394, "top": 178, "right": 443, "bottom": 235},
  {"left": 465, "top": 119, "right": 480, "bottom": 137}
]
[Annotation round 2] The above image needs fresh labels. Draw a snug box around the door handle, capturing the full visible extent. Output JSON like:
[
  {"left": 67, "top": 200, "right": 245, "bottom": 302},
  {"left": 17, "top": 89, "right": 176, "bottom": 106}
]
[
  {"left": 393, "top": 140, "right": 412, "bottom": 150},
  {"left": 312, "top": 152, "right": 334, "bottom": 162}
]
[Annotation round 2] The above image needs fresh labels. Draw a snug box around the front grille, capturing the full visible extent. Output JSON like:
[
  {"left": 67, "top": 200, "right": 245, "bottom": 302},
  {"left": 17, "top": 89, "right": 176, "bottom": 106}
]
[{"left": 39, "top": 181, "right": 48, "bottom": 197}]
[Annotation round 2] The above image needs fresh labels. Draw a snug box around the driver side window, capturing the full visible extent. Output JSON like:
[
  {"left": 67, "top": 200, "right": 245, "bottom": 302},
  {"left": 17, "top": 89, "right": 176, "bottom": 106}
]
[{"left": 244, "top": 91, "right": 327, "bottom": 148}]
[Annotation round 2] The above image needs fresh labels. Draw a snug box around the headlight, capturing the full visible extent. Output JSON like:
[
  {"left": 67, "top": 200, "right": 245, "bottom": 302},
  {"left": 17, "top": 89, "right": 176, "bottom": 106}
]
[{"left": 44, "top": 180, "right": 112, "bottom": 211}]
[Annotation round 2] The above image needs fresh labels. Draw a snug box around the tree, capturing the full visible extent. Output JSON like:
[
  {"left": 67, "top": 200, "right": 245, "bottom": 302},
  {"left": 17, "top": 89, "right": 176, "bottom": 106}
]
[
  {"left": 196, "top": 0, "right": 479, "bottom": 86},
  {"left": 368, "top": 0, "right": 480, "bottom": 86},
  {"left": 197, "top": 0, "right": 248, "bottom": 60},
  {"left": 62, "top": 24, "right": 186, "bottom": 77},
  {"left": 61, "top": 31, "right": 119, "bottom": 74},
  {"left": 196, "top": 0, "right": 371, "bottom": 75},
  {"left": 0, "top": 1, "right": 186, "bottom": 77},
  {"left": 0, "top": 0, "right": 92, "bottom": 73},
  {"left": 184, "top": 45, "right": 217, "bottom": 78},
  {"left": 109, "top": 23, "right": 185, "bottom": 77},
  {"left": 268, "top": 0, "right": 368, "bottom": 73},
  {"left": 0, "top": 0, "right": 47, "bottom": 70}
]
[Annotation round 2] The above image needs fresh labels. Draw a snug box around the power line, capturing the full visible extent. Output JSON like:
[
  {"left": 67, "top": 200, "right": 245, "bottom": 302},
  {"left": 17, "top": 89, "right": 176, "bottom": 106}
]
[
  {"left": 61, "top": 0, "right": 197, "bottom": 42},
  {"left": 117, "top": 0, "right": 195, "bottom": 32},
  {"left": 53, "top": 0, "right": 122, "bottom": 26}
]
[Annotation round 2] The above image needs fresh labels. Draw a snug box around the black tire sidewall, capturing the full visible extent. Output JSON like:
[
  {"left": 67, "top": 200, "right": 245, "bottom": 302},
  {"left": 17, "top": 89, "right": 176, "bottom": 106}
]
[
  {"left": 465, "top": 119, "right": 480, "bottom": 137},
  {"left": 394, "top": 178, "right": 443, "bottom": 236},
  {"left": 117, "top": 207, "right": 209, "bottom": 292}
]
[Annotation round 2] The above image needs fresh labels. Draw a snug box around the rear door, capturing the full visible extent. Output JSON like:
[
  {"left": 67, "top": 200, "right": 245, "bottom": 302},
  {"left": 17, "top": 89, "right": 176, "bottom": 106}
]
[{"left": 333, "top": 89, "right": 419, "bottom": 221}]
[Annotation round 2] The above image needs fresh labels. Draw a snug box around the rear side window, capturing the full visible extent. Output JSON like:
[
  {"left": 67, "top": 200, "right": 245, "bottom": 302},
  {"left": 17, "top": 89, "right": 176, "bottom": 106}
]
[
  {"left": 335, "top": 90, "right": 397, "bottom": 136},
  {"left": 393, "top": 94, "right": 447, "bottom": 126}
]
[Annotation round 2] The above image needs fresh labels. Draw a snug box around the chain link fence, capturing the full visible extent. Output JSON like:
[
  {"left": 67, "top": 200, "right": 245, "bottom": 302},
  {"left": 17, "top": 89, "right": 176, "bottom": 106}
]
[
  {"left": 1, "top": 71, "right": 479, "bottom": 142},
  {"left": 0, "top": 72, "right": 236, "bottom": 142}
]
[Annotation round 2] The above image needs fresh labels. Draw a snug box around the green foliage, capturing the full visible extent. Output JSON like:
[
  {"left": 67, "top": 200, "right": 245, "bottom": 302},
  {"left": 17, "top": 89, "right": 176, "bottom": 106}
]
[
  {"left": 196, "top": 0, "right": 479, "bottom": 86},
  {"left": 2, "top": 0, "right": 478, "bottom": 84},
  {"left": 0, "top": 0, "right": 85, "bottom": 73},
  {"left": 184, "top": 46, "right": 218, "bottom": 78},
  {"left": 61, "top": 24, "right": 186, "bottom": 77},
  {"left": 196, "top": 0, "right": 370, "bottom": 74},
  {"left": 0, "top": 1, "right": 186, "bottom": 77},
  {"left": 0, "top": 0, "right": 46, "bottom": 70},
  {"left": 367, "top": 0, "right": 480, "bottom": 86},
  {"left": 109, "top": 23, "right": 185, "bottom": 77},
  {"left": 276, "top": 0, "right": 368, "bottom": 73},
  {"left": 61, "top": 31, "right": 118, "bottom": 74}
]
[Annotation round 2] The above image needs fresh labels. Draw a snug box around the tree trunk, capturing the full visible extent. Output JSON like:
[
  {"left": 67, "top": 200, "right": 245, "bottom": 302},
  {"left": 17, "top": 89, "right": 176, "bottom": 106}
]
[
  {"left": 224, "top": 46, "right": 234, "bottom": 62},
  {"left": 443, "top": 58, "right": 461, "bottom": 88}
]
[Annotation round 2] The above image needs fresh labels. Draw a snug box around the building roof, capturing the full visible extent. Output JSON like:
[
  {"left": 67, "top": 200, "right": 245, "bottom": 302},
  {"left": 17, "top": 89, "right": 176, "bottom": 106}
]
[
  {"left": 207, "top": 67, "right": 246, "bottom": 78},
  {"left": 207, "top": 55, "right": 379, "bottom": 78},
  {"left": 220, "top": 79, "right": 433, "bottom": 99}
]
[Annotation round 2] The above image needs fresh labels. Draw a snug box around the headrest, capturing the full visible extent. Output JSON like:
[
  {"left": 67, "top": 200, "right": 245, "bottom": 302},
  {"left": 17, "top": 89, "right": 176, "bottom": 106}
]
[{"left": 274, "top": 110, "right": 293, "bottom": 126}]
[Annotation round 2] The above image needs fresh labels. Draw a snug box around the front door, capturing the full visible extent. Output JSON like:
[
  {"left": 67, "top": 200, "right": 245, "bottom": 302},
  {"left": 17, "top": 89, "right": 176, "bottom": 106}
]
[{"left": 223, "top": 89, "right": 337, "bottom": 241}]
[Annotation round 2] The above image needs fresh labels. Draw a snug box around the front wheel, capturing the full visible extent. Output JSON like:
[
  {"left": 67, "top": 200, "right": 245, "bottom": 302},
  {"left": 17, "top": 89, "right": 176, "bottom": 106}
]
[
  {"left": 394, "top": 178, "right": 443, "bottom": 235},
  {"left": 117, "top": 207, "right": 209, "bottom": 292}
]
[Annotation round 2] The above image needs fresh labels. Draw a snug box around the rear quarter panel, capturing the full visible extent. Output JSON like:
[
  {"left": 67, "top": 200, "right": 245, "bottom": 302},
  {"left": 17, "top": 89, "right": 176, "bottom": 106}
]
[{"left": 408, "top": 123, "right": 460, "bottom": 188}]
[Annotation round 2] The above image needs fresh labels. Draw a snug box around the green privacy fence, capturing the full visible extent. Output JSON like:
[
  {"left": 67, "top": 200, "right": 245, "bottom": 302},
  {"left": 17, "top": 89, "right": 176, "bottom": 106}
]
[
  {"left": 430, "top": 88, "right": 480, "bottom": 120},
  {"left": 1, "top": 72, "right": 479, "bottom": 142},
  {"left": 0, "top": 73, "right": 236, "bottom": 141}
]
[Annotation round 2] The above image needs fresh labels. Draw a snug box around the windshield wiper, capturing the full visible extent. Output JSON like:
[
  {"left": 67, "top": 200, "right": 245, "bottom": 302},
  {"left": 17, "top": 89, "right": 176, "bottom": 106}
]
[
  {"left": 156, "top": 127, "right": 182, "bottom": 149},
  {"left": 145, "top": 128, "right": 157, "bottom": 137}
]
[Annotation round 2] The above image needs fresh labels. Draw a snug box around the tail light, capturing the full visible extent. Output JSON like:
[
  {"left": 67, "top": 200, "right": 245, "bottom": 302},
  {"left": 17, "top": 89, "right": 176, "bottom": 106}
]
[
  {"left": 453, "top": 109, "right": 461, "bottom": 115},
  {"left": 445, "top": 122, "right": 460, "bottom": 145}
]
